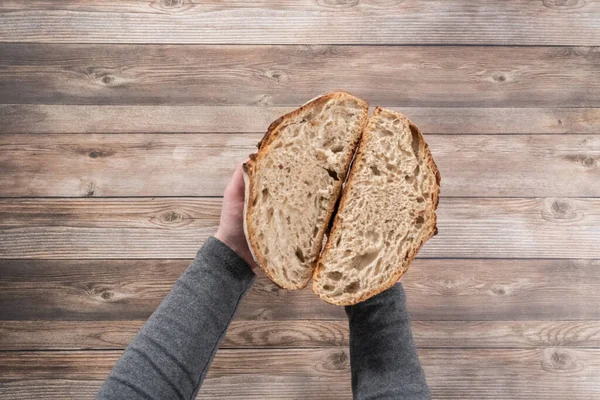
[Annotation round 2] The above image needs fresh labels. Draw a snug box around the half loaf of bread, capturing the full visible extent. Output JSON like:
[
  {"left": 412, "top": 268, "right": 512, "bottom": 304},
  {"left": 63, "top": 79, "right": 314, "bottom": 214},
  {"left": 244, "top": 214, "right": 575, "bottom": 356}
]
[
  {"left": 312, "top": 107, "right": 440, "bottom": 305},
  {"left": 243, "top": 92, "right": 369, "bottom": 289}
]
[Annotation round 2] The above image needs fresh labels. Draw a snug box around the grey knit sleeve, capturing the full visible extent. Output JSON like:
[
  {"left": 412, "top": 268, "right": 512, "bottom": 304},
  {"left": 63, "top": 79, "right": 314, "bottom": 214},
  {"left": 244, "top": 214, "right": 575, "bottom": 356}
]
[
  {"left": 346, "top": 283, "right": 431, "bottom": 400},
  {"left": 96, "top": 237, "right": 255, "bottom": 400}
]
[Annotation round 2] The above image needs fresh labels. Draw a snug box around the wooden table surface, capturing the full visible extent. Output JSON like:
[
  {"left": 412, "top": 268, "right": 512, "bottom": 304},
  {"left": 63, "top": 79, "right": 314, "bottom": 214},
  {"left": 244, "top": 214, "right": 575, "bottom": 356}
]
[{"left": 1, "top": 1, "right": 599, "bottom": 399}]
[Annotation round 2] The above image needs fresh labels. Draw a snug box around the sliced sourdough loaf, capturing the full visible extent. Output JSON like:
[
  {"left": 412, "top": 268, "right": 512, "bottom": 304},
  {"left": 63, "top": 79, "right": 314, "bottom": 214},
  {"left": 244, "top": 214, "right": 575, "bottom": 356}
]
[
  {"left": 312, "top": 107, "right": 441, "bottom": 305},
  {"left": 243, "top": 92, "right": 369, "bottom": 289}
]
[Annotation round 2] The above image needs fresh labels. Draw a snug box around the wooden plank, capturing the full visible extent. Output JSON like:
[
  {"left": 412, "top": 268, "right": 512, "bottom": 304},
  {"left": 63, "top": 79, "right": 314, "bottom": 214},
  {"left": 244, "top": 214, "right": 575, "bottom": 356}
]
[
  {"left": 1, "top": 45, "right": 599, "bottom": 107},
  {"left": 0, "top": 321, "right": 145, "bottom": 350},
  {"left": 0, "top": 134, "right": 256, "bottom": 197},
  {"left": 1, "top": 0, "right": 599, "bottom": 45},
  {"left": 0, "top": 320, "right": 348, "bottom": 350},
  {"left": 1, "top": 134, "right": 599, "bottom": 197},
  {"left": 422, "top": 347, "right": 600, "bottom": 400},
  {"left": 1, "top": 198, "right": 600, "bottom": 259},
  {"left": 0, "top": 198, "right": 221, "bottom": 258},
  {"left": 2, "top": 320, "right": 600, "bottom": 351},
  {"left": 0, "top": 132, "right": 323, "bottom": 195},
  {"left": 1, "top": 348, "right": 600, "bottom": 399},
  {"left": 412, "top": 321, "right": 600, "bottom": 349},
  {"left": 2, "top": 105, "right": 600, "bottom": 135},
  {"left": 0, "top": 381, "right": 102, "bottom": 400},
  {"left": 1, "top": 259, "right": 599, "bottom": 321}
]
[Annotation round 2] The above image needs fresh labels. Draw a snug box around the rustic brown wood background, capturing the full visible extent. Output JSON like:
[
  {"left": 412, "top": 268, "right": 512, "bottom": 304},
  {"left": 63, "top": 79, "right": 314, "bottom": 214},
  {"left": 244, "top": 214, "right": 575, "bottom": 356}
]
[{"left": 1, "top": 1, "right": 599, "bottom": 399}]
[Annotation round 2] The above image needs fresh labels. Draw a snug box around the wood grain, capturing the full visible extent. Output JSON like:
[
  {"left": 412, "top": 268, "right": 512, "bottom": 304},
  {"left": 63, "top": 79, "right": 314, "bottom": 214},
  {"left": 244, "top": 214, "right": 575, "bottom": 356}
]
[
  {"left": 1, "top": 0, "right": 599, "bottom": 45},
  {"left": 0, "top": 133, "right": 253, "bottom": 197},
  {"left": 3, "top": 105, "right": 599, "bottom": 134},
  {"left": 1, "top": 198, "right": 600, "bottom": 259},
  {"left": 2, "top": 259, "right": 599, "bottom": 321},
  {"left": 2, "top": 198, "right": 600, "bottom": 259},
  {"left": 0, "top": 134, "right": 257, "bottom": 197},
  {"left": 1, "top": 134, "right": 598, "bottom": 197},
  {"left": 2, "top": 320, "right": 600, "bottom": 351},
  {"left": 1, "top": 45, "right": 599, "bottom": 107},
  {"left": 0, "top": 198, "right": 221, "bottom": 258},
  {"left": 1, "top": 348, "right": 600, "bottom": 399}
]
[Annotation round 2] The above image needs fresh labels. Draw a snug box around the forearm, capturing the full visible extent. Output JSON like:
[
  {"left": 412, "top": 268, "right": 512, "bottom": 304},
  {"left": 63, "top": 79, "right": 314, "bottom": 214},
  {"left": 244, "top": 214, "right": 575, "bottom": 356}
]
[
  {"left": 97, "top": 237, "right": 255, "bottom": 400},
  {"left": 346, "top": 284, "right": 430, "bottom": 400}
]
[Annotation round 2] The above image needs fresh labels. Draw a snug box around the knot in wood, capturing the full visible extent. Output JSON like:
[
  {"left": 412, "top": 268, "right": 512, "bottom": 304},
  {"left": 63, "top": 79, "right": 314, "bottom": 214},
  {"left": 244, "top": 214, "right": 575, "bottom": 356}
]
[
  {"left": 542, "top": 199, "right": 582, "bottom": 222},
  {"left": 86, "top": 148, "right": 115, "bottom": 159},
  {"left": 150, "top": 210, "right": 193, "bottom": 228},
  {"left": 541, "top": 348, "right": 581, "bottom": 372},
  {"left": 100, "top": 290, "right": 114, "bottom": 300},
  {"left": 542, "top": 0, "right": 586, "bottom": 9},
  {"left": 160, "top": 0, "right": 184, "bottom": 8},
  {"left": 491, "top": 286, "right": 506, "bottom": 295},
  {"left": 315, "top": 0, "right": 360, "bottom": 8},
  {"left": 551, "top": 200, "right": 572, "bottom": 217},
  {"left": 565, "top": 153, "right": 598, "bottom": 169},
  {"left": 161, "top": 211, "right": 181, "bottom": 223},
  {"left": 492, "top": 73, "right": 507, "bottom": 82},
  {"left": 264, "top": 70, "right": 287, "bottom": 83},
  {"left": 87, "top": 285, "right": 117, "bottom": 302},
  {"left": 101, "top": 75, "right": 114, "bottom": 84},
  {"left": 581, "top": 156, "right": 597, "bottom": 169},
  {"left": 325, "top": 350, "right": 350, "bottom": 371}
]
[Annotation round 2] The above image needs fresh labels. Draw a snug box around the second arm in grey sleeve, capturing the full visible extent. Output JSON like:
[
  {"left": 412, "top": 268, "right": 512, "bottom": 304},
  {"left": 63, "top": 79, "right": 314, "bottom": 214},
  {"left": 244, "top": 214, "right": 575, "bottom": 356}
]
[
  {"left": 96, "top": 237, "right": 255, "bottom": 400},
  {"left": 346, "top": 284, "right": 431, "bottom": 400}
]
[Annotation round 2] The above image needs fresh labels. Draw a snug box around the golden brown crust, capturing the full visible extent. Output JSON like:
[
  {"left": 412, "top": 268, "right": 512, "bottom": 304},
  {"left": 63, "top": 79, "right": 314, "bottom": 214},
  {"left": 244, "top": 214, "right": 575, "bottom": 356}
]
[
  {"left": 244, "top": 91, "right": 369, "bottom": 290},
  {"left": 312, "top": 107, "right": 441, "bottom": 306}
]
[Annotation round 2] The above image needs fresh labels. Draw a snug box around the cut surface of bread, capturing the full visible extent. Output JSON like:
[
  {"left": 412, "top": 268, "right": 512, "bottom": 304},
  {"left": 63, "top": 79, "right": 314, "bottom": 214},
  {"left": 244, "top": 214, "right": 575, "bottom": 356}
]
[
  {"left": 312, "top": 107, "right": 441, "bottom": 305},
  {"left": 243, "top": 92, "right": 369, "bottom": 289}
]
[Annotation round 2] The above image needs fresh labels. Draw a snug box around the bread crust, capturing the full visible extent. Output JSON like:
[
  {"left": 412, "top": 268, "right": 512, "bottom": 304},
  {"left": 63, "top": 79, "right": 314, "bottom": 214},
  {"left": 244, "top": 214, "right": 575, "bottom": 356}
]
[
  {"left": 312, "top": 107, "right": 441, "bottom": 305},
  {"left": 243, "top": 91, "right": 369, "bottom": 290}
]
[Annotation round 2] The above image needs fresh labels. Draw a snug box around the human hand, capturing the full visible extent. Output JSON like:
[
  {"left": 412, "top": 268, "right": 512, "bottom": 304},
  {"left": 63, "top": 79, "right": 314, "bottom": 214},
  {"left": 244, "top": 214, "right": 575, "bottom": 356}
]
[{"left": 215, "top": 163, "right": 257, "bottom": 269}]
